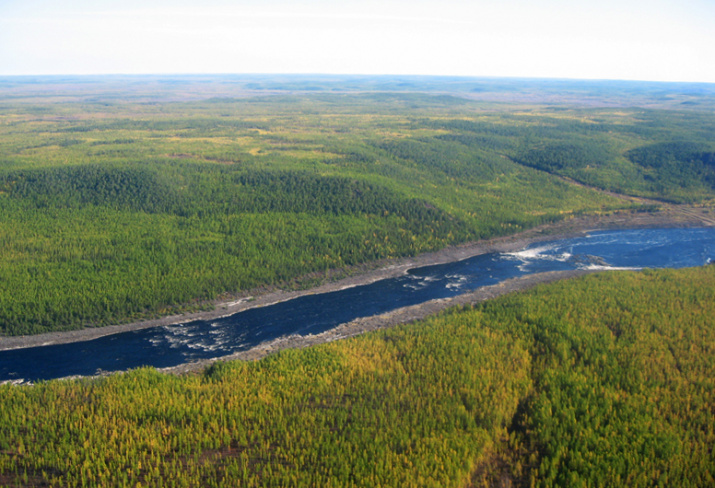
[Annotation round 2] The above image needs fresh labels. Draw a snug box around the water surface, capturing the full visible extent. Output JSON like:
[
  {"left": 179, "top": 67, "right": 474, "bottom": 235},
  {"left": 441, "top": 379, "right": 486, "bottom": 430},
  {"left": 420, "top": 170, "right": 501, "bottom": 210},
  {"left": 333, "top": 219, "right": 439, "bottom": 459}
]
[{"left": 2, "top": 227, "right": 713, "bottom": 383}]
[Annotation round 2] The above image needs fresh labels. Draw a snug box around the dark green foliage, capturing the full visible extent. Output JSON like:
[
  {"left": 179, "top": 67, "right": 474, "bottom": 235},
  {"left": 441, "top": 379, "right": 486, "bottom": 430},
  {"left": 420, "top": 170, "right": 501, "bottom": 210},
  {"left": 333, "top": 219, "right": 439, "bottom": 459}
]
[
  {"left": 2, "top": 164, "right": 178, "bottom": 213},
  {"left": 374, "top": 137, "right": 503, "bottom": 179},
  {"left": 515, "top": 142, "right": 613, "bottom": 173},
  {"left": 627, "top": 141, "right": 714, "bottom": 169},
  {"left": 626, "top": 141, "right": 715, "bottom": 189},
  {"left": 436, "top": 132, "right": 517, "bottom": 152},
  {"left": 233, "top": 171, "right": 444, "bottom": 217},
  {"left": 501, "top": 110, "right": 715, "bottom": 202}
]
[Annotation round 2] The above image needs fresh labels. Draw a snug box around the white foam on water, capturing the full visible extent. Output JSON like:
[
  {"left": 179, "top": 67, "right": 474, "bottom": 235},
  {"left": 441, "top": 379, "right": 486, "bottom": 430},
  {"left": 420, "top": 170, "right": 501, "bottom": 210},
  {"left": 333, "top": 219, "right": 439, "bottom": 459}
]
[
  {"left": 156, "top": 322, "right": 232, "bottom": 353},
  {"left": 504, "top": 245, "right": 572, "bottom": 262},
  {"left": 163, "top": 335, "right": 186, "bottom": 349},
  {"left": 445, "top": 273, "right": 468, "bottom": 291},
  {"left": 586, "top": 229, "right": 670, "bottom": 249},
  {"left": 160, "top": 326, "right": 200, "bottom": 349},
  {"left": 403, "top": 283, "right": 423, "bottom": 290},
  {"left": 403, "top": 274, "right": 432, "bottom": 290},
  {"left": 502, "top": 244, "right": 574, "bottom": 271},
  {"left": 445, "top": 273, "right": 468, "bottom": 281},
  {"left": 186, "top": 341, "right": 224, "bottom": 352},
  {"left": 504, "top": 244, "right": 557, "bottom": 260}
]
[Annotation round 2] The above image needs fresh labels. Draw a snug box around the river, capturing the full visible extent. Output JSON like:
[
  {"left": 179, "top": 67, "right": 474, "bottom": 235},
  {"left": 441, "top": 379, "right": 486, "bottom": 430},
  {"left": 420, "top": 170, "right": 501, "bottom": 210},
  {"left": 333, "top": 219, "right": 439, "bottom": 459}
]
[{"left": 2, "top": 227, "right": 714, "bottom": 383}]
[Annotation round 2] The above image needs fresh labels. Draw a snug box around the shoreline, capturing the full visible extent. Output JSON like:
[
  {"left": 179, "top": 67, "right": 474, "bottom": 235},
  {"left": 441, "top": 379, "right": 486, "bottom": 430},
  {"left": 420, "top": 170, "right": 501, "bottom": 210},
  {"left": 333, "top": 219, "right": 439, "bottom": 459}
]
[
  {"left": 160, "top": 268, "right": 596, "bottom": 376},
  {"left": 1, "top": 207, "right": 713, "bottom": 358}
]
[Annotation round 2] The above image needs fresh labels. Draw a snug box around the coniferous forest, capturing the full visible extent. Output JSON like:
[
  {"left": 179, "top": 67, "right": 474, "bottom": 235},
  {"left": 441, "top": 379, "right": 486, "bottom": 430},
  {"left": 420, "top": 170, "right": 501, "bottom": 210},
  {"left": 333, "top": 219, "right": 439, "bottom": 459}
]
[
  {"left": 1, "top": 266, "right": 714, "bottom": 487},
  {"left": 1, "top": 77, "right": 714, "bottom": 336},
  {"left": 1, "top": 76, "right": 715, "bottom": 487}
]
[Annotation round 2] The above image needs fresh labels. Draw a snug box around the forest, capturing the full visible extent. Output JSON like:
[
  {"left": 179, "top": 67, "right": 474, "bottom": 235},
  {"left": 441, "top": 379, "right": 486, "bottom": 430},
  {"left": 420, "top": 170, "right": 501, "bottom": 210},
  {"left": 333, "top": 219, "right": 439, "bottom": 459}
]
[
  {"left": 1, "top": 76, "right": 715, "bottom": 487},
  {"left": 1, "top": 78, "right": 714, "bottom": 335},
  {"left": 1, "top": 265, "right": 713, "bottom": 487}
]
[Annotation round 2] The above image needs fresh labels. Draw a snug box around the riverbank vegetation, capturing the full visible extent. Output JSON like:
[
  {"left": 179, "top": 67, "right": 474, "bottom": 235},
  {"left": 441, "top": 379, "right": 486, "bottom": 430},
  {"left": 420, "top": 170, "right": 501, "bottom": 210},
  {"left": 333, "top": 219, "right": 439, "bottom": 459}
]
[
  {"left": 1, "top": 77, "right": 714, "bottom": 335},
  {"left": 1, "top": 265, "right": 713, "bottom": 487}
]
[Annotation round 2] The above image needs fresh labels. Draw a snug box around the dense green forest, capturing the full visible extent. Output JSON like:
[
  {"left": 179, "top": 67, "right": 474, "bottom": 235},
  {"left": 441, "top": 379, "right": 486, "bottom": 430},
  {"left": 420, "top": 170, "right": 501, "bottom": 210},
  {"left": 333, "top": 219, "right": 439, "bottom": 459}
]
[
  {"left": 2, "top": 79, "right": 715, "bottom": 335},
  {"left": 1, "top": 266, "right": 713, "bottom": 487},
  {"left": 2, "top": 78, "right": 715, "bottom": 486}
]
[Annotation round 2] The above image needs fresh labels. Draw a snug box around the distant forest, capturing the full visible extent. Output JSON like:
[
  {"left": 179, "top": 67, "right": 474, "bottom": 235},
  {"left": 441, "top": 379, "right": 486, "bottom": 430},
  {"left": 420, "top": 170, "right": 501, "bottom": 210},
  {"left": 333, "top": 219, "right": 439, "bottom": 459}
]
[{"left": 0, "top": 76, "right": 714, "bottom": 335}]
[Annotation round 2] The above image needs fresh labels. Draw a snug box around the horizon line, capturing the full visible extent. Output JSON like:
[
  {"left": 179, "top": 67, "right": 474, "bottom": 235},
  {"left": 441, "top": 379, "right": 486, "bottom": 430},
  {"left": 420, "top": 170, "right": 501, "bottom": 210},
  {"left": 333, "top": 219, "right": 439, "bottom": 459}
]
[{"left": 1, "top": 72, "right": 715, "bottom": 86}]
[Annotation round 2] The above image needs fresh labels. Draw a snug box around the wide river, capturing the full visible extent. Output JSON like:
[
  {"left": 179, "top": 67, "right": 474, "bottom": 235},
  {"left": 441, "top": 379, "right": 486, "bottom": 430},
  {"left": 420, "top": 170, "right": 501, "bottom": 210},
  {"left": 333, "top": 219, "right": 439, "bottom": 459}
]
[{"left": 2, "top": 227, "right": 714, "bottom": 383}]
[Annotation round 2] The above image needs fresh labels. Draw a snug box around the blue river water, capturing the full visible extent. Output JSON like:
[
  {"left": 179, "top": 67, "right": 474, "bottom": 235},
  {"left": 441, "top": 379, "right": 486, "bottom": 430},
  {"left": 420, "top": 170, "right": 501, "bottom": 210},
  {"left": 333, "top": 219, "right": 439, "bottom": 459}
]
[{"left": 1, "top": 227, "right": 714, "bottom": 383}]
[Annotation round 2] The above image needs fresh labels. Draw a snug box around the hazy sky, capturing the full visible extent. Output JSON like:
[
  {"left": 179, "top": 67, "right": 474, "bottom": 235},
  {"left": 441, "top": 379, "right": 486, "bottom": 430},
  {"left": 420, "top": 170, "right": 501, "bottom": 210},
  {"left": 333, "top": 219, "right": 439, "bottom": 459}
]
[{"left": 1, "top": 0, "right": 713, "bottom": 82}]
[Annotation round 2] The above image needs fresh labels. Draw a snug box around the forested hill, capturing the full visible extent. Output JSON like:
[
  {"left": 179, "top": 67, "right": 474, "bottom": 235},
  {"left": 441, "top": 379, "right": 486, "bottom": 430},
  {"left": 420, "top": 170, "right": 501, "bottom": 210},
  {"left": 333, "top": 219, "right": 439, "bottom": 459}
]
[
  {"left": 1, "top": 79, "right": 714, "bottom": 335},
  {"left": 1, "top": 265, "right": 713, "bottom": 486}
]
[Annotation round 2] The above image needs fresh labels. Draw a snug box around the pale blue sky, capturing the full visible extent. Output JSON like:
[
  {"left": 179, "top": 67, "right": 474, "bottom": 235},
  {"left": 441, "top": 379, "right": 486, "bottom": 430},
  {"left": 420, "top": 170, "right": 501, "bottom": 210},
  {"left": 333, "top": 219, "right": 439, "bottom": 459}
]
[{"left": 1, "top": 0, "right": 713, "bottom": 82}]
